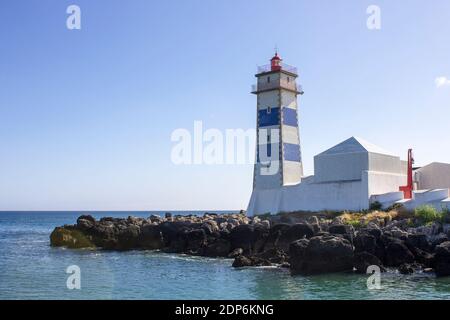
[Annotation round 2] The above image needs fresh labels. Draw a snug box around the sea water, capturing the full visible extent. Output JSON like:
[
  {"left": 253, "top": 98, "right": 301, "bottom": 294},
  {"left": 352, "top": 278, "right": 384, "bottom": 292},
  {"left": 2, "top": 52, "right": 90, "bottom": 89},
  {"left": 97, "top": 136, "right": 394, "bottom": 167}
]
[{"left": 1, "top": 211, "right": 450, "bottom": 300}]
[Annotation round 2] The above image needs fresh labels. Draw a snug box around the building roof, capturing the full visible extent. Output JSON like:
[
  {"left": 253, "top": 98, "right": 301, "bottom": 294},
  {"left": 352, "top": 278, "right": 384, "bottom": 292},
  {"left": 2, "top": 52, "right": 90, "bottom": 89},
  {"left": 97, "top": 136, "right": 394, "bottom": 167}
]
[
  {"left": 317, "top": 136, "right": 397, "bottom": 157},
  {"left": 416, "top": 162, "right": 450, "bottom": 171}
]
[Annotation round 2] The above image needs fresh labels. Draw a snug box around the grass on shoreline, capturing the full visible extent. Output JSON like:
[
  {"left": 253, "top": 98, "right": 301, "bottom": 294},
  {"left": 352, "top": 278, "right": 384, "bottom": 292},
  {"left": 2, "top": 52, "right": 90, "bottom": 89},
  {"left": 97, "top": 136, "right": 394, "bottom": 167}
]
[
  {"left": 414, "top": 205, "right": 450, "bottom": 225},
  {"left": 255, "top": 204, "right": 450, "bottom": 228}
]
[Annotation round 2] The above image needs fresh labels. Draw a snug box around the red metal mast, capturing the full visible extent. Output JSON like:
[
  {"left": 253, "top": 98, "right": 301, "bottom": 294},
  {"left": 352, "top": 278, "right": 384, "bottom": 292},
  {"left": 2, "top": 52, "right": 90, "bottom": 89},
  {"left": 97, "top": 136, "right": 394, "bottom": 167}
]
[{"left": 399, "top": 149, "right": 414, "bottom": 199}]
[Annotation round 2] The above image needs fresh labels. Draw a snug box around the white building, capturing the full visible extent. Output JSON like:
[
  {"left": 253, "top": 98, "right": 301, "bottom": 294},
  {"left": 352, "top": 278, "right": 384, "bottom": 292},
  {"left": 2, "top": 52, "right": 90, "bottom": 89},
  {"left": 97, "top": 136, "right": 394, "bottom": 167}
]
[
  {"left": 247, "top": 54, "right": 450, "bottom": 216},
  {"left": 415, "top": 163, "right": 450, "bottom": 190}
]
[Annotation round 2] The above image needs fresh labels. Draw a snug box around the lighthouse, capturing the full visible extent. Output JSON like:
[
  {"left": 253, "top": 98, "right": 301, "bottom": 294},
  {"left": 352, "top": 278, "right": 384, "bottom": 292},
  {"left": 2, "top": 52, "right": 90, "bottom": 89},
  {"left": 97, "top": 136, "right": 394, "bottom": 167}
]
[{"left": 251, "top": 53, "right": 304, "bottom": 190}]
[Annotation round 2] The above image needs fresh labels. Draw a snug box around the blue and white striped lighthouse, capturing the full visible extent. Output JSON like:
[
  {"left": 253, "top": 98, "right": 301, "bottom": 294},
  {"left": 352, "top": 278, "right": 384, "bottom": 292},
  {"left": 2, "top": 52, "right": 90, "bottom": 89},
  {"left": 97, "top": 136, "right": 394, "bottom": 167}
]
[{"left": 252, "top": 53, "right": 304, "bottom": 190}]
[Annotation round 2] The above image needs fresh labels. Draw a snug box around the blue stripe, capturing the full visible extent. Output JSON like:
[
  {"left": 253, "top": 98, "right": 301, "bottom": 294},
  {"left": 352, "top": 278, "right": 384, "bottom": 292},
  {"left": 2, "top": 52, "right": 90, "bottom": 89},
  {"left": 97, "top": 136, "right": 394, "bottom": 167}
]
[
  {"left": 283, "top": 108, "right": 298, "bottom": 127},
  {"left": 283, "top": 143, "right": 301, "bottom": 162},
  {"left": 257, "top": 143, "right": 271, "bottom": 162},
  {"left": 257, "top": 143, "right": 279, "bottom": 163},
  {"left": 258, "top": 107, "right": 279, "bottom": 127}
]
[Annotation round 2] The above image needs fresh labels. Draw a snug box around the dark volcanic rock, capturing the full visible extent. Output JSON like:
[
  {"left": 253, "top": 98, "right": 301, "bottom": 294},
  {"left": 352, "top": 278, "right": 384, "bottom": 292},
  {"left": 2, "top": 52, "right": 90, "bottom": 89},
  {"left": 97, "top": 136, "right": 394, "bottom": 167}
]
[
  {"left": 406, "top": 234, "right": 431, "bottom": 252},
  {"left": 434, "top": 241, "right": 450, "bottom": 277},
  {"left": 354, "top": 232, "right": 377, "bottom": 255},
  {"left": 229, "top": 224, "right": 268, "bottom": 254},
  {"left": 286, "top": 223, "right": 315, "bottom": 238},
  {"left": 398, "top": 263, "right": 415, "bottom": 275},
  {"left": 232, "top": 255, "right": 253, "bottom": 268},
  {"left": 137, "top": 224, "right": 164, "bottom": 250},
  {"left": 367, "top": 227, "right": 383, "bottom": 240},
  {"left": 76, "top": 215, "right": 96, "bottom": 231},
  {"left": 201, "top": 220, "right": 219, "bottom": 235},
  {"left": 164, "top": 232, "right": 188, "bottom": 253},
  {"left": 431, "top": 234, "right": 449, "bottom": 249},
  {"left": 232, "top": 248, "right": 287, "bottom": 268},
  {"left": 329, "top": 224, "right": 354, "bottom": 244},
  {"left": 353, "top": 252, "right": 384, "bottom": 274},
  {"left": 289, "top": 235, "right": 354, "bottom": 275},
  {"left": 159, "top": 221, "right": 201, "bottom": 248},
  {"left": 186, "top": 229, "right": 207, "bottom": 253},
  {"left": 265, "top": 223, "right": 314, "bottom": 253},
  {"left": 117, "top": 225, "right": 140, "bottom": 250},
  {"left": 410, "top": 247, "right": 435, "bottom": 268},
  {"left": 77, "top": 214, "right": 96, "bottom": 224},
  {"left": 89, "top": 221, "right": 119, "bottom": 249},
  {"left": 277, "top": 223, "right": 315, "bottom": 252},
  {"left": 253, "top": 224, "right": 270, "bottom": 253},
  {"left": 328, "top": 224, "right": 348, "bottom": 235},
  {"left": 232, "top": 255, "right": 271, "bottom": 268},
  {"left": 384, "top": 238, "right": 415, "bottom": 267},
  {"left": 228, "top": 248, "right": 243, "bottom": 258},
  {"left": 203, "top": 238, "right": 231, "bottom": 257},
  {"left": 256, "top": 248, "right": 288, "bottom": 264},
  {"left": 264, "top": 224, "right": 290, "bottom": 250}
]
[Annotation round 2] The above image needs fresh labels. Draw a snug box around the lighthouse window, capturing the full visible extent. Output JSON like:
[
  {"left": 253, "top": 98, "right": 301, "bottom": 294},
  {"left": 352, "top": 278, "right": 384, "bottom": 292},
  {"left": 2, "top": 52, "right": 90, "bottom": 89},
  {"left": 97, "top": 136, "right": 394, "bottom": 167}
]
[
  {"left": 287, "top": 76, "right": 290, "bottom": 83},
  {"left": 267, "top": 106, "right": 271, "bottom": 114},
  {"left": 267, "top": 76, "right": 270, "bottom": 83}
]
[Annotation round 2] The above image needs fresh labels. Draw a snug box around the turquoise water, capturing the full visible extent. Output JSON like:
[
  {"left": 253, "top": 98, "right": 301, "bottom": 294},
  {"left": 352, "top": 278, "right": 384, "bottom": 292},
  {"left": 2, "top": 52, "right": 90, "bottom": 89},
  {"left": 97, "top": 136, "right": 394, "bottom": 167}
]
[{"left": 1, "top": 211, "right": 450, "bottom": 300}]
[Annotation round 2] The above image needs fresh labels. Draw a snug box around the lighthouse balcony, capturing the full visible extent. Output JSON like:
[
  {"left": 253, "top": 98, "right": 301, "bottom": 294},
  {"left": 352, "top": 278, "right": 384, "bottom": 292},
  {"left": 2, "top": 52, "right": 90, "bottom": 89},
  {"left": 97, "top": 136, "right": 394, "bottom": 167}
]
[
  {"left": 257, "top": 63, "right": 298, "bottom": 75},
  {"left": 251, "top": 81, "right": 303, "bottom": 95}
]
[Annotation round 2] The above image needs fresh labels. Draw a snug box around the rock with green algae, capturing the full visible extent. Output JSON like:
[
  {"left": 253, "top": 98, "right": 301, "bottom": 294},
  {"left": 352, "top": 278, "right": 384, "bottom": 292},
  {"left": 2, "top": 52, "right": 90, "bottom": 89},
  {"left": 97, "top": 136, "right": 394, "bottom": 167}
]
[{"left": 50, "top": 226, "right": 95, "bottom": 249}]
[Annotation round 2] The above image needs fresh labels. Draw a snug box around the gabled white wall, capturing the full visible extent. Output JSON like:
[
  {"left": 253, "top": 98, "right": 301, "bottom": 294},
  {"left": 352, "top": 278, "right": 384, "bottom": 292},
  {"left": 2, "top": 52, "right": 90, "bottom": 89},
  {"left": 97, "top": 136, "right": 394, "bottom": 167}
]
[
  {"left": 368, "top": 153, "right": 403, "bottom": 174},
  {"left": 314, "top": 152, "right": 368, "bottom": 183}
]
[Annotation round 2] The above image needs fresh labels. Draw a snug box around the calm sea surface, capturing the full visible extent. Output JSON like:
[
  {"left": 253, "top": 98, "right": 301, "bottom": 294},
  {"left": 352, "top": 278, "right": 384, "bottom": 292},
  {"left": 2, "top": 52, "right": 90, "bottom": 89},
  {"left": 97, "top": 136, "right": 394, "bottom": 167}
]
[{"left": 1, "top": 211, "right": 450, "bottom": 300}]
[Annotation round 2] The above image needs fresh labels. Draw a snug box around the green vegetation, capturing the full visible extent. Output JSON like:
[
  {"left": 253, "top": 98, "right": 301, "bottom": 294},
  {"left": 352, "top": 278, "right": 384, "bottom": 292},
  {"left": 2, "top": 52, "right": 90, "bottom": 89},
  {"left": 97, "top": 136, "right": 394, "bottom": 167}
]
[
  {"left": 414, "top": 205, "right": 449, "bottom": 224},
  {"left": 369, "top": 201, "right": 382, "bottom": 211},
  {"left": 414, "top": 205, "right": 440, "bottom": 223},
  {"left": 323, "top": 210, "right": 345, "bottom": 219},
  {"left": 267, "top": 205, "right": 449, "bottom": 228},
  {"left": 50, "top": 227, "right": 95, "bottom": 249},
  {"left": 441, "top": 207, "right": 450, "bottom": 223},
  {"left": 345, "top": 218, "right": 366, "bottom": 229},
  {"left": 386, "top": 203, "right": 405, "bottom": 212}
]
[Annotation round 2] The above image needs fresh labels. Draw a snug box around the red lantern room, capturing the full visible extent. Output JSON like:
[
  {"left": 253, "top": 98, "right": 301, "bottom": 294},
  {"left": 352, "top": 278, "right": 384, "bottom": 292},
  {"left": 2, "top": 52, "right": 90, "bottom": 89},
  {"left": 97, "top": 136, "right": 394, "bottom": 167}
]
[{"left": 270, "top": 52, "right": 282, "bottom": 71}]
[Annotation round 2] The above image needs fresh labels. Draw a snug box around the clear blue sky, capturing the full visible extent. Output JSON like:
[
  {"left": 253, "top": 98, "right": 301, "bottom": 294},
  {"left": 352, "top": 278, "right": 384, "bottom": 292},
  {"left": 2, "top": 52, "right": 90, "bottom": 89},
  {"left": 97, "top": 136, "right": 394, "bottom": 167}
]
[{"left": 1, "top": 0, "right": 449, "bottom": 211}]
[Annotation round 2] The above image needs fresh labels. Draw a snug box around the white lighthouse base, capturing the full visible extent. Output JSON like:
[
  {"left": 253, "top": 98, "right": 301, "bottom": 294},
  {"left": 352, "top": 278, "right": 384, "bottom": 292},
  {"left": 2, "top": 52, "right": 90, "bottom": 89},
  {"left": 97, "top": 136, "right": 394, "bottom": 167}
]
[
  {"left": 247, "top": 183, "right": 450, "bottom": 216},
  {"left": 247, "top": 176, "right": 450, "bottom": 217},
  {"left": 247, "top": 177, "right": 368, "bottom": 215}
]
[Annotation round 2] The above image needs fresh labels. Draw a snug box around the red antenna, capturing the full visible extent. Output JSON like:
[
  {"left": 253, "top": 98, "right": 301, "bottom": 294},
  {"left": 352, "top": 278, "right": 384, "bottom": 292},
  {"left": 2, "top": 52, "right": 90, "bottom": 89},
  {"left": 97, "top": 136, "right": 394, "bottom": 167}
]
[{"left": 399, "top": 149, "right": 414, "bottom": 199}]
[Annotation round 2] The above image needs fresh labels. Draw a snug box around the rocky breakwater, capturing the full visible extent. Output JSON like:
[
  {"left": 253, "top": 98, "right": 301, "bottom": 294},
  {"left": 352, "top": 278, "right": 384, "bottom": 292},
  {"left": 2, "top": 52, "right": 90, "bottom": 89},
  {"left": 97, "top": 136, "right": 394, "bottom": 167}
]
[
  {"left": 50, "top": 213, "right": 265, "bottom": 256},
  {"left": 50, "top": 212, "right": 450, "bottom": 277}
]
